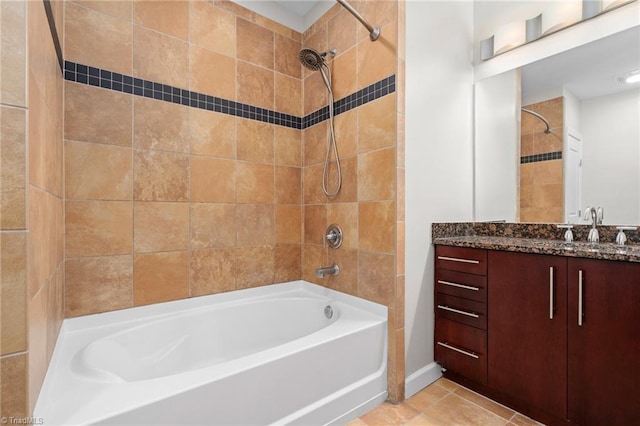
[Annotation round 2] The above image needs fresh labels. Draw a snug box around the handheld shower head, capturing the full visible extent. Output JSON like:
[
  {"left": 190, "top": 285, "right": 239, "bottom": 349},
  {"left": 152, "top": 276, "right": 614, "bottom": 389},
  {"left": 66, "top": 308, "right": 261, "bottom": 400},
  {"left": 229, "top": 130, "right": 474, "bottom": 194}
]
[{"left": 298, "top": 48, "right": 336, "bottom": 71}]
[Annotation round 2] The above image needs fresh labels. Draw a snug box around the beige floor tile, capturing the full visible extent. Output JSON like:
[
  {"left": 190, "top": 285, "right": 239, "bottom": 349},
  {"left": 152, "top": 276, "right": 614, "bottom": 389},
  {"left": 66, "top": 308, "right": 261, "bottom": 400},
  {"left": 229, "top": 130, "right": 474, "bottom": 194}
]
[
  {"left": 509, "top": 413, "right": 545, "bottom": 426},
  {"left": 346, "top": 418, "right": 369, "bottom": 426},
  {"left": 360, "top": 402, "right": 420, "bottom": 426},
  {"left": 433, "top": 377, "right": 459, "bottom": 392},
  {"left": 454, "top": 387, "right": 515, "bottom": 420},
  {"left": 405, "top": 413, "right": 437, "bottom": 426},
  {"left": 405, "top": 383, "right": 450, "bottom": 412},
  {"left": 418, "top": 394, "right": 507, "bottom": 426}
]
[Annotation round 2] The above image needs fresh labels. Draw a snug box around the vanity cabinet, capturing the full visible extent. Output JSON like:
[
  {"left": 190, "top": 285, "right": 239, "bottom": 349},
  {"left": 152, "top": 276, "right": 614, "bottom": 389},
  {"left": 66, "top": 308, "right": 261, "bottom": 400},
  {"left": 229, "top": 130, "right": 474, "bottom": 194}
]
[
  {"left": 487, "top": 251, "right": 568, "bottom": 420},
  {"left": 435, "top": 245, "right": 640, "bottom": 425},
  {"left": 434, "top": 246, "right": 488, "bottom": 384},
  {"left": 567, "top": 259, "right": 640, "bottom": 426}
]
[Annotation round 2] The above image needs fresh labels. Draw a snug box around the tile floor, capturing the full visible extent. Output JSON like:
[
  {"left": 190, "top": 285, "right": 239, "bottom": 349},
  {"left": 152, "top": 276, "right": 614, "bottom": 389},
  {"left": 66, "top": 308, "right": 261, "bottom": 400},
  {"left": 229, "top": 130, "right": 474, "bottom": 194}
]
[{"left": 348, "top": 378, "right": 545, "bottom": 426}]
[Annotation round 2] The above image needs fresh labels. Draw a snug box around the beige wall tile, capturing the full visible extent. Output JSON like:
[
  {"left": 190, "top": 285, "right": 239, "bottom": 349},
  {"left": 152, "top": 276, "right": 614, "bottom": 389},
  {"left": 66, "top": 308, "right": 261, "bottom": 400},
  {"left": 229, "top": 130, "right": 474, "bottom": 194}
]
[
  {"left": 533, "top": 130, "right": 563, "bottom": 154},
  {"left": 275, "top": 34, "right": 302, "bottom": 79},
  {"left": 66, "top": 200, "right": 133, "bottom": 257},
  {"left": 46, "top": 265, "right": 64, "bottom": 360},
  {"left": 134, "top": 1, "right": 188, "bottom": 40},
  {"left": 0, "top": 107, "right": 26, "bottom": 229},
  {"left": 237, "top": 61, "right": 275, "bottom": 110},
  {"left": 1, "top": 232, "right": 26, "bottom": 354},
  {"left": 190, "top": 248, "right": 235, "bottom": 296},
  {"left": 189, "top": 46, "right": 236, "bottom": 100},
  {"left": 520, "top": 133, "right": 533, "bottom": 157},
  {"left": 358, "top": 148, "right": 396, "bottom": 201},
  {"left": 134, "top": 25, "right": 188, "bottom": 87},
  {"left": 397, "top": 167, "right": 405, "bottom": 221},
  {"left": 304, "top": 121, "right": 328, "bottom": 166},
  {"left": 275, "top": 205, "right": 302, "bottom": 244},
  {"left": 397, "top": 222, "right": 405, "bottom": 275},
  {"left": 274, "top": 244, "right": 301, "bottom": 283},
  {"left": 237, "top": 18, "right": 274, "bottom": 70},
  {"left": 71, "top": 0, "right": 132, "bottom": 19},
  {"left": 27, "top": 188, "right": 56, "bottom": 300},
  {"left": 190, "top": 156, "right": 236, "bottom": 202},
  {"left": 237, "top": 120, "right": 274, "bottom": 164},
  {"left": 64, "top": 82, "right": 132, "bottom": 147},
  {"left": 190, "top": 203, "right": 236, "bottom": 249},
  {"left": 332, "top": 46, "right": 357, "bottom": 99},
  {"left": 235, "top": 246, "right": 275, "bottom": 289},
  {"left": 275, "top": 74, "right": 302, "bottom": 117},
  {"left": 65, "top": 140, "right": 132, "bottom": 201},
  {"left": 533, "top": 183, "right": 563, "bottom": 208},
  {"left": 327, "top": 248, "right": 358, "bottom": 296},
  {"left": 189, "top": 1, "right": 236, "bottom": 57},
  {"left": 236, "top": 204, "right": 275, "bottom": 246},
  {"left": 520, "top": 183, "right": 534, "bottom": 209},
  {"left": 65, "top": 2, "right": 133, "bottom": 75},
  {"left": 216, "top": 0, "right": 256, "bottom": 22},
  {"left": 275, "top": 166, "right": 301, "bottom": 204},
  {"left": 303, "top": 163, "right": 327, "bottom": 205},
  {"left": 358, "top": 251, "right": 395, "bottom": 306},
  {"left": 275, "top": 126, "right": 301, "bottom": 167},
  {"left": 327, "top": 202, "right": 358, "bottom": 250},
  {"left": 1, "top": 353, "right": 27, "bottom": 418},
  {"left": 65, "top": 255, "right": 133, "bottom": 317},
  {"left": 236, "top": 162, "right": 274, "bottom": 204},
  {"left": 357, "top": 21, "right": 397, "bottom": 88},
  {"left": 304, "top": 204, "right": 327, "bottom": 245},
  {"left": 357, "top": 94, "right": 396, "bottom": 153},
  {"left": 134, "top": 202, "right": 189, "bottom": 253},
  {"left": 134, "top": 251, "right": 189, "bottom": 306},
  {"left": 302, "top": 243, "right": 327, "bottom": 284},
  {"left": 27, "top": 283, "right": 48, "bottom": 411},
  {"left": 190, "top": 109, "right": 236, "bottom": 159},
  {"left": 134, "top": 149, "right": 189, "bottom": 201},
  {"left": 359, "top": 201, "right": 395, "bottom": 253},
  {"left": 334, "top": 109, "right": 357, "bottom": 158},
  {"left": 0, "top": 0, "right": 26, "bottom": 107},
  {"left": 328, "top": 8, "right": 357, "bottom": 56},
  {"left": 134, "top": 97, "right": 189, "bottom": 153},
  {"left": 328, "top": 155, "right": 357, "bottom": 203},
  {"left": 304, "top": 73, "right": 329, "bottom": 115}
]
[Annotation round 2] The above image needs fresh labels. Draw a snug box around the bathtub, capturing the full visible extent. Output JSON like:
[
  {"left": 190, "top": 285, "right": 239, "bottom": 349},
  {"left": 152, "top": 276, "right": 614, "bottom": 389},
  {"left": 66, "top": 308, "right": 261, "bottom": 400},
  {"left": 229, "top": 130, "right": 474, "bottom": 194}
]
[{"left": 34, "top": 280, "right": 388, "bottom": 425}]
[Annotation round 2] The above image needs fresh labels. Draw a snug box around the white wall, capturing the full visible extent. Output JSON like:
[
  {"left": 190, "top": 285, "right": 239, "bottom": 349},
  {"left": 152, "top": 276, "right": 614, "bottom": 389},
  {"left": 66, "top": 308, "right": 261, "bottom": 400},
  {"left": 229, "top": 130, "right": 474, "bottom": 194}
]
[
  {"left": 581, "top": 89, "right": 640, "bottom": 225},
  {"left": 405, "top": 0, "right": 474, "bottom": 397},
  {"left": 474, "top": 69, "right": 520, "bottom": 222}
]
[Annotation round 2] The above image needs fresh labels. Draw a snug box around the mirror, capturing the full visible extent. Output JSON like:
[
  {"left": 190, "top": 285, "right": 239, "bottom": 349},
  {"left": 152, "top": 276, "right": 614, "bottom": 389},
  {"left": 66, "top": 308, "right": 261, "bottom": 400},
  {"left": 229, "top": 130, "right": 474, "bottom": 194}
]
[{"left": 476, "top": 25, "right": 640, "bottom": 225}]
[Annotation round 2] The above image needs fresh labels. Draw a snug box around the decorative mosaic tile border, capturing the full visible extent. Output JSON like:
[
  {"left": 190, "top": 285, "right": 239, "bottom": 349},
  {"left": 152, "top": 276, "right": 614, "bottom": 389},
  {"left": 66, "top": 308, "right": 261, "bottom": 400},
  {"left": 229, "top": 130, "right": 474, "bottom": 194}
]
[
  {"left": 520, "top": 151, "right": 562, "bottom": 164},
  {"left": 64, "top": 61, "right": 396, "bottom": 130}
]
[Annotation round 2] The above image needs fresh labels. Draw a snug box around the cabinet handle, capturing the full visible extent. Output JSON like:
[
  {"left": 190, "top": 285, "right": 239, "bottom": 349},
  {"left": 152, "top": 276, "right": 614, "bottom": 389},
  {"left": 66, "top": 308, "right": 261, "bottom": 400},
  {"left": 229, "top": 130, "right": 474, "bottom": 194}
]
[
  {"left": 437, "top": 305, "right": 480, "bottom": 318},
  {"left": 437, "top": 341, "right": 479, "bottom": 359},
  {"left": 549, "top": 266, "right": 554, "bottom": 320},
  {"left": 578, "top": 269, "right": 584, "bottom": 326},
  {"left": 438, "top": 280, "right": 480, "bottom": 291},
  {"left": 437, "top": 256, "right": 480, "bottom": 264}
]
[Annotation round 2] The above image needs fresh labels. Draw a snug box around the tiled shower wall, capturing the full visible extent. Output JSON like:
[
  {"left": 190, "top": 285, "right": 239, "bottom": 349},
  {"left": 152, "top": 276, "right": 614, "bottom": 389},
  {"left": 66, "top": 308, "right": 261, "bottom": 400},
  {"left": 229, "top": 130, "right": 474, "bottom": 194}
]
[
  {"left": 1, "top": 0, "right": 65, "bottom": 416},
  {"left": 300, "top": 1, "right": 404, "bottom": 401},
  {"left": 63, "top": 0, "right": 404, "bottom": 403},
  {"left": 519, "top": 97, "right": 564, "bottom": 223}
]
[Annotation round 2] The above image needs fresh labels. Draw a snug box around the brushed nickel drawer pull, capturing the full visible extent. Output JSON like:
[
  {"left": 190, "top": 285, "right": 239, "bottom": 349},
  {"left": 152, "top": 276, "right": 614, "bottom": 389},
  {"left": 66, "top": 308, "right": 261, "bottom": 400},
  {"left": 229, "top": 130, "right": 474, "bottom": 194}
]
[
  {"left": 438, "top": 280, "right": 480, "bottom": 291},
  {"left": 437, "top": 341, "right": 479, "bottom": 359},
  {"left": 549, "top": 266, "right": 555, "bottom": 320},
  {"left": 578, "top": 269, "right": 584, "bottom": 326},
  {"left": 437, "top": 305, "right": 480, "bottom": 318},
  {"left": 437, "top": 256, "right": 480, "bottom": 264}
]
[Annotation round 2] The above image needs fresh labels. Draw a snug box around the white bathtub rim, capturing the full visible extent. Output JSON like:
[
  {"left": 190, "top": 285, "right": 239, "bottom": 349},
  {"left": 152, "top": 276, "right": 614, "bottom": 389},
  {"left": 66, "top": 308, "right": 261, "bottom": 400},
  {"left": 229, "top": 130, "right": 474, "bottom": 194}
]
[{"left": 36, "top": 280, "right": 388, "bottom": 425}]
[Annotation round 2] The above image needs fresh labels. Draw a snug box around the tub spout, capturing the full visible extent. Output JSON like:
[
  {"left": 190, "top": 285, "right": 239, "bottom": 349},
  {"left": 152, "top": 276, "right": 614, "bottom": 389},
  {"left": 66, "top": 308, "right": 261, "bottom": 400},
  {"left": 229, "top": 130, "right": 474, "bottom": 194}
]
[{"left": 315, "top": 264, "right": 339, "bottom": 278}]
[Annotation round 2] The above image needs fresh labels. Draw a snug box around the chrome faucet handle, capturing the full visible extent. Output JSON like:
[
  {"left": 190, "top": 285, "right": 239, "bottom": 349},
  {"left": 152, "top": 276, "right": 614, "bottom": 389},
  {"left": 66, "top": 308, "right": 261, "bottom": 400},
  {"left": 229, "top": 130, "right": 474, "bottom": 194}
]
[
  {"left": 615, "top": 226, "right": 637, "bottom": 246},
  {"left": 583, "top": 206, "right": 594, "bottom": 222},
  {"left": 324, "top": 224, "right": 343, "bottom": 249},
  {"left": 557, "top": 224, "right": 574, "bottom": 242},
  {"left": 596, "top": 207, "right": 604, "bottom": 225},
  {"left": 587, "top": 228, "right": 599, "bottom": 243}
]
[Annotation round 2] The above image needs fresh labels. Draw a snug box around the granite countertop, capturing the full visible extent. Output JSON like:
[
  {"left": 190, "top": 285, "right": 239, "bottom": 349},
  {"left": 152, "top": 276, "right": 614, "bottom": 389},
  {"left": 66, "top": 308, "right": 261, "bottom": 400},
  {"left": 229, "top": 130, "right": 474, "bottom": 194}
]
[{"left": 432, "top": 223, "right": 640, "bottom": 263}]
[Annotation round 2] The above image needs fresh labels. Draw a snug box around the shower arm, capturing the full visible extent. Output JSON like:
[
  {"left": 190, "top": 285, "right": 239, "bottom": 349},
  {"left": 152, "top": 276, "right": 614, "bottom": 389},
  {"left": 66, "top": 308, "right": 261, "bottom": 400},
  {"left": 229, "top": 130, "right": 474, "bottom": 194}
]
[
  {"left": 335, "top": 0, "right": 380, "bottom": 41},
  {"left": 521, "top": 108, "right": 552, "bottom": 134}
]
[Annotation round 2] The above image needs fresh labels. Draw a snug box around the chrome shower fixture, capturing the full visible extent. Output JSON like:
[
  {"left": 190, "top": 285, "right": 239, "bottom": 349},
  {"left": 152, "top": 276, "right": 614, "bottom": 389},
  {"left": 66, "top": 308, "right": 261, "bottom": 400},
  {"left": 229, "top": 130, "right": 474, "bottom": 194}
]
[
  {"left": 336, "top": 0, "right": 380, "bottom": 41},
  {"left": 521, "top": 108, "right": 552, "bottom": 134},
  {"left": 299, "top": 48, "right": 337, "bottom": 71}
]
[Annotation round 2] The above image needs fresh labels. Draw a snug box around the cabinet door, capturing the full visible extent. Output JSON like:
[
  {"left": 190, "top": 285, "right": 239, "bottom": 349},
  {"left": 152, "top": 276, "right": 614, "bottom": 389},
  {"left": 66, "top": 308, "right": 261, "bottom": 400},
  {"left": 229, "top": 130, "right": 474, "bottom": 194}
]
[
  {"left": 488, "top": 251, "right": 567, "bottom": 419},
  {"left": 568, "top": 259, "right": 640, "bottom": 425}
]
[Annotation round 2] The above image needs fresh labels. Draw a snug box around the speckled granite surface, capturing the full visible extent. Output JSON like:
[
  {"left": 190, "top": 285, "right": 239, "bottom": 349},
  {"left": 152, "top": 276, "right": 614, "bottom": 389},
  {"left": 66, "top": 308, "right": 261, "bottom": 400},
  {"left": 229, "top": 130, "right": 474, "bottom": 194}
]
[{"left": 432, "top": 222, "right": 640, "bottom": 263}]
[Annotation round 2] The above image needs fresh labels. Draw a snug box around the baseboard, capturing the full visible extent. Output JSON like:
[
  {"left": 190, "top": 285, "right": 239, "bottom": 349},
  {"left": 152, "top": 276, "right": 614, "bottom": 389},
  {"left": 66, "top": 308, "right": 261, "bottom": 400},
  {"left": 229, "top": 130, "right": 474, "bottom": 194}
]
[{"left": 405, "top": 362, "right": 442, "bottom": 398}]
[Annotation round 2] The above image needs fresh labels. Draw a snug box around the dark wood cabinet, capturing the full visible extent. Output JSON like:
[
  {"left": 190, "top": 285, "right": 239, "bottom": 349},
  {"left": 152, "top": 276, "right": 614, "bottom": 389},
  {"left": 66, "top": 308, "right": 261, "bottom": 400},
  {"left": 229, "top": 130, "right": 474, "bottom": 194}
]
[
  {"left": 435, "top": 244, "right": 640, "bottom": 425},
  {"left": 567, "top": 258, "right": 640, "bottom": 426},
  {"left": 487, "top": 251, "right": 568, "bottom": 420}
]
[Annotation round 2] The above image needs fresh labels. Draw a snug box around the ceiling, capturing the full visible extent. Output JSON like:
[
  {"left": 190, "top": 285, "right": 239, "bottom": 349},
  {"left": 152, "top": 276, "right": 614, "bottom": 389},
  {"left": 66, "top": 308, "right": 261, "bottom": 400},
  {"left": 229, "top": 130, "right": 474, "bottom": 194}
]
[{"left": 232, "top": 0, "right": 332, "bottom": 32}]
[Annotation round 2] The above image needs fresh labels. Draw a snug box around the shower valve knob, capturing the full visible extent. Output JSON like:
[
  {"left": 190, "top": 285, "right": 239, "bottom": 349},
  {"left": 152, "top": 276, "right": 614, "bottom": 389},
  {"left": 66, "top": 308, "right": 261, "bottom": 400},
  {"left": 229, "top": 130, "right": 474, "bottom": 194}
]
[{"left": 324, "top": 224, "right": 343, "bottom": 249}]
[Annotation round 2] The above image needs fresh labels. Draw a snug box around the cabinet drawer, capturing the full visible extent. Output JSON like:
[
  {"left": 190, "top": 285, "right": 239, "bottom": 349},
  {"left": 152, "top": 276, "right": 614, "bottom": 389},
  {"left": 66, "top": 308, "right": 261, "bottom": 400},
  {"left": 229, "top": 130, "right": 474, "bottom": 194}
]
[
  {"left": 436, "top": 269, "right": 487, "bottom": 302},
  {"left": 436, "top": 246, "right": 487, "bottom": 275},
  {"left": 436, "top": 293, "right": 486, "bottom": 329},
  {"left": 435, "top": 318, "right": 487, "bottom": 384}
]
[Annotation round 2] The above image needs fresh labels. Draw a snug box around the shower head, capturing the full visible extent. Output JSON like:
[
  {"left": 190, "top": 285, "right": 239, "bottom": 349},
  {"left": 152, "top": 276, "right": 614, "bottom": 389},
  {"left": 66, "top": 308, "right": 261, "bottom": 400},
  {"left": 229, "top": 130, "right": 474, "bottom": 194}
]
[{"left": 299, "top": 48, "right": 336, "bottom": 71}]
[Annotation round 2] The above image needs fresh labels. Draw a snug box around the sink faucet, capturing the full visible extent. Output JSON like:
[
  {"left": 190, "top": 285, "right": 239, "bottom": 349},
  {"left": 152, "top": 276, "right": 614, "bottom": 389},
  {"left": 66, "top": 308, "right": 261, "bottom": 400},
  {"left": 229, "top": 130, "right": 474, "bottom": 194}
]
[
  {"left": 583, "top": 206, "right": 604, "bottom": 243},
  {"left": 315, "top": 264, "right": 339, "bottom": 278}
]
